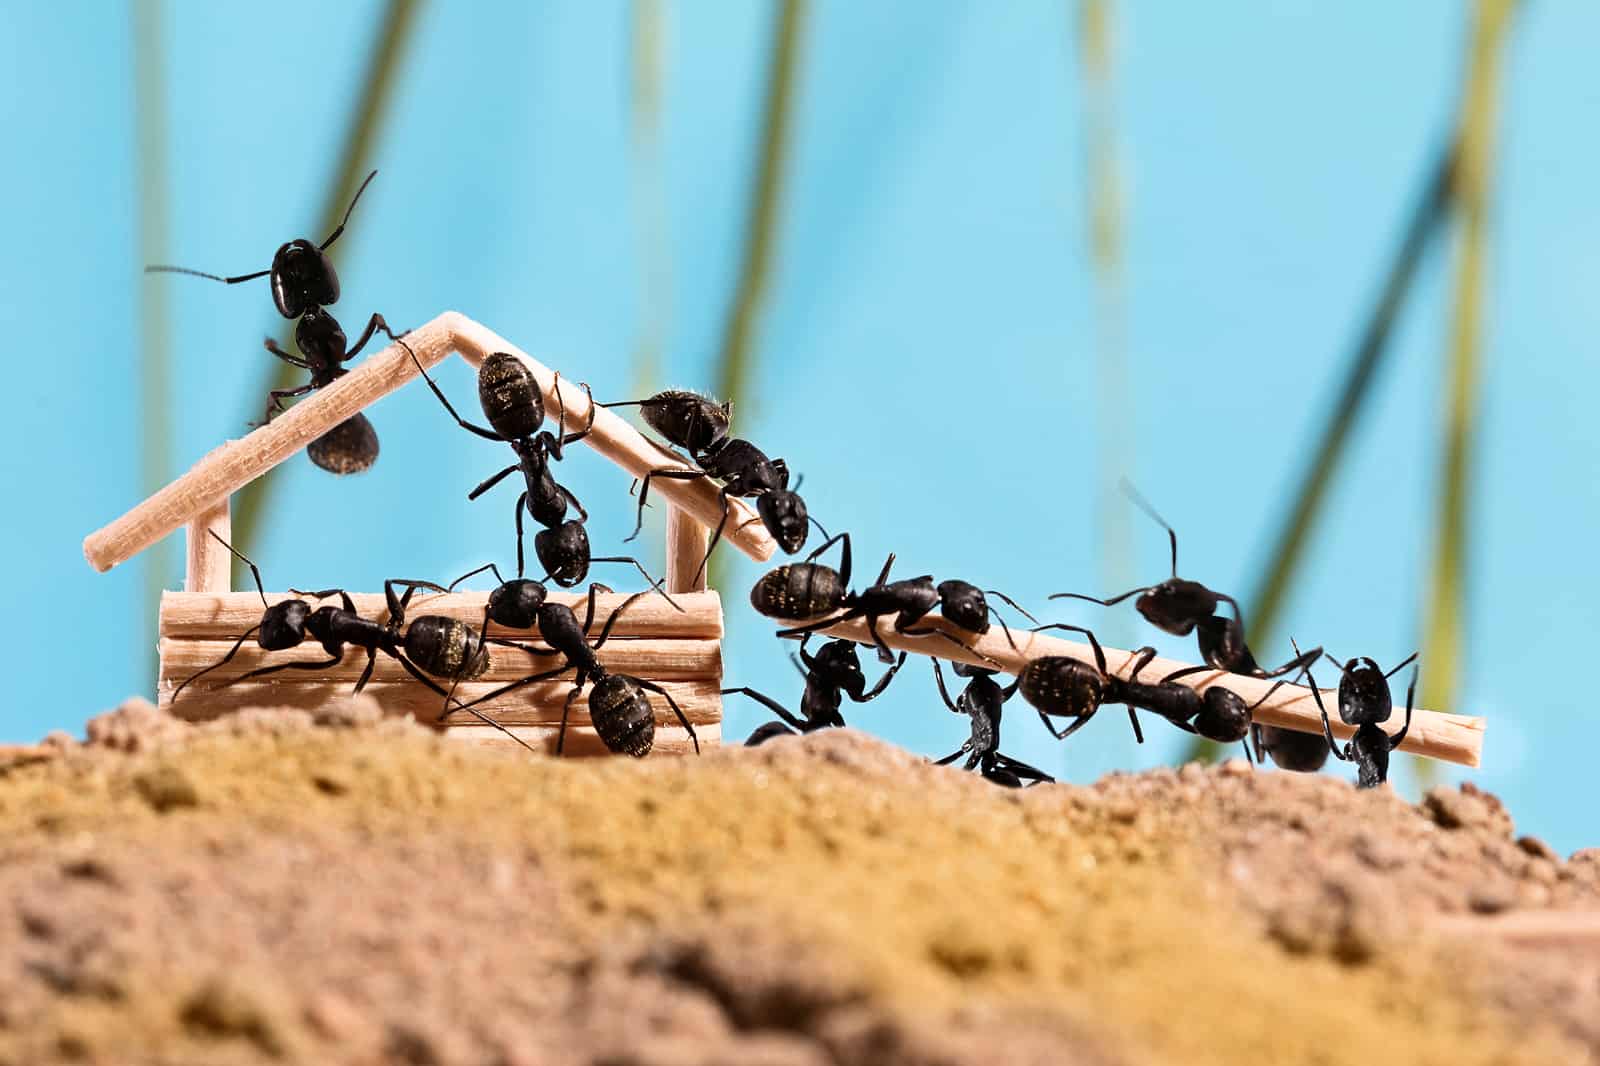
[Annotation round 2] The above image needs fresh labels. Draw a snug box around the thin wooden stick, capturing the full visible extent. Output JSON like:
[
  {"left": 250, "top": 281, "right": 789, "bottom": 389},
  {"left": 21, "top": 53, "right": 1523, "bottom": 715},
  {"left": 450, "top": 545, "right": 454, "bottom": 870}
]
[
  {"left": 160, "top": 678, "right": 722, "bottom": 726},
  {"left": 444, "top": 722, "right": 718, "bottom": 757},
  {"left": 666, "top": 507, "right": 710, "bottom": 593},
  {"left": 82, "top": 312, "right": 777, "bottom": 574},
  {"left": 159, "top": 590, "right": 723, "bottom": 641},
  {"left": 183, "top": 497, "right": 232, "bottom": 593},
  {"left": 805, "top": 614, "right": 1485, "bottom": 768},
  {"left": 1433, "top": 911, "right": 1600, "bottom": 947},
  {"left": 159, "top": 637, "right": 721, "bottom": 684}
]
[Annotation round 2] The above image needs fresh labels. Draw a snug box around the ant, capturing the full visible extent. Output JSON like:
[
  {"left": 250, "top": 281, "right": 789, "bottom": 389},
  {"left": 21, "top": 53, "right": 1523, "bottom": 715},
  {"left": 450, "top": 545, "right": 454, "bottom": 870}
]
[
  {"left": 930, "top": 660, "right": 1053, "bottom": 788},
  {"left": 1301, "top": 643, "right": 1419, "bottom": 788},
  {"left": 146, "top": 169, "right": 400, "bottom": 474},
  {"left": 770, "top": 551, "right": 1035, "bottom": 664},
  {"left": 444, "top": 585, "right": 698, "bottom": 758},
  {"left": 169, "top": 534, "right": 533, "bottom": 752},
  {"left": 1050, "top": 482, "right": 1316, "bottom": 680},
  {"left": 721, "top": 633, "right": 907, "bottom": 744},
  {"left": 1251, "top": 722, "right": 1332, "bottom": 772},
  {"left": 601, "top": 390, "right": 732, "bottom": 459},
  {"left": 1019, "top": 623, "right": 1297, "bottom": 759}
]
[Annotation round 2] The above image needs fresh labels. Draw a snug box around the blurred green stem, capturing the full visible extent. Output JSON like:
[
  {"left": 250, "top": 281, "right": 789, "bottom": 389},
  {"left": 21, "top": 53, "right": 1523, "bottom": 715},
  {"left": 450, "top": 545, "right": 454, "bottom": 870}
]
[
  {"left": 628, "top": 0, "right": 669, "bottom": 401},
  {"left": 133, "top": 0, "right": 172, "bottom": 695},
  {"left": 231, "top": 0, "right": 425, "bottom": 565},
  {"left": 708, "top": 0, "right": 808, "bottom": 590}
]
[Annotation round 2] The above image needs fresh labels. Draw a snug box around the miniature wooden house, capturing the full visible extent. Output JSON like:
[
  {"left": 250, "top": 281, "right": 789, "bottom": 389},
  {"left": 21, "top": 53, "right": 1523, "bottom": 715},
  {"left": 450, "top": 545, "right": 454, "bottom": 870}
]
[{"left": 82, "top": 312, "right": 778, "bottom": 755}]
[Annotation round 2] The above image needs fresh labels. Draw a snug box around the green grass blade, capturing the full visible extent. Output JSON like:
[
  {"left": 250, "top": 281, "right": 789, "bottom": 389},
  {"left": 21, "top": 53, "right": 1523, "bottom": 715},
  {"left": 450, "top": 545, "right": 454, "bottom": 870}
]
[
  {"left": 708, "top": 0, "right": 808, "bottom": 591},
  {"left": 231, "top": 0, "right": 426, "bottom": 564}
]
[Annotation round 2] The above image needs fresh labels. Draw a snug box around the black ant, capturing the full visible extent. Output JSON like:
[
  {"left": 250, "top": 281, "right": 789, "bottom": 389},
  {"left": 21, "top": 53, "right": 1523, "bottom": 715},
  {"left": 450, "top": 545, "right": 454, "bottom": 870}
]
[
  {"left": 1019, "top": 623, "right": 1297, "bottom": 759},
  {"left": 1301, "top": 644, "right": 1419, "bottom": 788},
  {"left": 770, "top": 551, "right": 1035, "bottom": 664},
  {"left": 601, "top": 390, "right": 732, "bottom": 459},
  {"left": 721, "top": 633, "right": 907, "bottom": 744},
  {"left": 1251, "top": 723, "right": 1333, "bottom": 772},
  {"left": 146, "top": 170, "right": 400, "bottom": 474},
  {"left": 169, "top": 534, "right": 532, "bottom": 751},
  {"left": 1050, "top": 482, "right": 1316, "bottom": 680},
  {"left": 444, "top": 585, "right": 698, "bottom": 758},
  {"left": 931, "top": 660, "right": 1053, "bottom": 787}
]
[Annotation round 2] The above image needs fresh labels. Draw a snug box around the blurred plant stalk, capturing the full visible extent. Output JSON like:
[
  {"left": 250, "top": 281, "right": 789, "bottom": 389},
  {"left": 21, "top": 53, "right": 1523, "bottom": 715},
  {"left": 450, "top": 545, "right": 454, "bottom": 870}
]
[
  {"left": 708, "top": 0, "right": 808, "bottom": 591},
  {"left": 231, "top": 0, "right": 425, "bottom": 565},
  {"left": 1420, "top": 0, "right": 1517, "bottom": 720},
  {"left": 133, "top": 0, "right": 172, "bottom": 694},
  {"left": 1077, "top": 0, "right": 1135, "bottom": 646}
]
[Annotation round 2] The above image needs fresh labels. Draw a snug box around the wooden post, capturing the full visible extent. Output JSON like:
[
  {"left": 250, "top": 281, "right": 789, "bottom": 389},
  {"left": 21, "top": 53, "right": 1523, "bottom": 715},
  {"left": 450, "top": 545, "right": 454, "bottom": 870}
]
[
  {"left": 666, "top": 507, "right": 710, "bottom": 594},
  {"left": 183, "top": 497, "right": 232, "bottom": 593}
]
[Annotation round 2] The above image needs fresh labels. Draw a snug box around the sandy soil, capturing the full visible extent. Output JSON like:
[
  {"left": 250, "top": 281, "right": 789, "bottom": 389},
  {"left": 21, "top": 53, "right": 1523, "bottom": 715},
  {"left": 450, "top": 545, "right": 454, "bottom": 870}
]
[{"left": 0, "top": 697, "right": 1594, "bottom": 1066}]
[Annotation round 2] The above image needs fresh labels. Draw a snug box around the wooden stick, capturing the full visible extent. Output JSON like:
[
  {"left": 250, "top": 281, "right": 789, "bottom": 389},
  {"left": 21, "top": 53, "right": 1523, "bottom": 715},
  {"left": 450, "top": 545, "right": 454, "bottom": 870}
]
[
  {"left": 805, "top": 614, "right": 1486, "bottom": 768},
  {"left": 1433, "top": 911, "right": 1600, "bottom": 947},
  {"left": 159, "top": 589, "right": 723, "bottom": 641},
  {"left": 666, "top": 507, "right": 710, "bottom": 594},
  {"left": 159, "top": 678, "right": 722, "bottom": 726},
  {"left": 183, "top": 497, "right": 232, "bottom": 593},
  {"left": 159, "top": 637, "right": 721, "bottom": 684},
  {"left": 444, "top": 722, "right": 718, "bottom": 757},
  {"left": 83, "top": 312, "right": 777, "bottom": 574}
]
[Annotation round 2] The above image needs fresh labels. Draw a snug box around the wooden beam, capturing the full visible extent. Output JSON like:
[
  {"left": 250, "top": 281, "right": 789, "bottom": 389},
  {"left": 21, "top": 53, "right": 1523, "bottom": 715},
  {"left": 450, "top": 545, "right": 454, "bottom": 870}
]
[
  {"left": 804, "top": 614, "right": 1485, "bottom": 768},
  {"left": 83, "top": 312, "right": 777, "bottom": 574},
  {"left": 183, "top": 497, "right": 232, "bottom": 593},
  {"left": 159, "top": 589, "right": 723, "bottom": 641},
  {"left": 666, "top": 507, "right": 710, "bottom": 594}
]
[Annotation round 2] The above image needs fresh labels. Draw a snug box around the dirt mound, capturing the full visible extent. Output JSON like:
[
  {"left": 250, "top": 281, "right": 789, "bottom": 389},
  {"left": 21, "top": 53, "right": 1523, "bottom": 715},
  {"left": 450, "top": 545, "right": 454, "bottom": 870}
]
[{"left": 0, "top": 698, "right": 1593, "bottom": 1065}]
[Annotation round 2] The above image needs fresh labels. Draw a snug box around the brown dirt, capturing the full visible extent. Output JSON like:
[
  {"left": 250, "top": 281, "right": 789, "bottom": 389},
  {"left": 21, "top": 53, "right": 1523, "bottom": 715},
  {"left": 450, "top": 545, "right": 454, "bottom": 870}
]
[{"left": 0, "top": 697, "right": 1595, "bottom": 1066}]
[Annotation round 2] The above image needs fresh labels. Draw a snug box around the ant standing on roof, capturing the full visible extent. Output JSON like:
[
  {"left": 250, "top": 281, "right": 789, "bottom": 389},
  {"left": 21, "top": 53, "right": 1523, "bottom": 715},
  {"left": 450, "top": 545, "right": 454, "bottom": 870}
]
[{"left": 146, "top": 170, "right": 403, "bottom": 475}]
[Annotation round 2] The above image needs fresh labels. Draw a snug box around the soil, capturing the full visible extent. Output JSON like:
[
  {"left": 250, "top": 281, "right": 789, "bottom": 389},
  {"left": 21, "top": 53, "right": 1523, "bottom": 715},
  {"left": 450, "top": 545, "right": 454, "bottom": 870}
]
[{"left": 0, "top": 697, "right": 1595, "bottom": 1066}]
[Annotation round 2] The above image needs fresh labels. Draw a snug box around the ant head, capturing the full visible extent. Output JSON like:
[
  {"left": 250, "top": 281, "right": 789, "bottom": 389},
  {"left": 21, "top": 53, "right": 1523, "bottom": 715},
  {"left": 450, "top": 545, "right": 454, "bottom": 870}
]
[
  {"left": 488, "top": 578, "right": 548, "bottom": 630},
  {"left": 757, "top": 490, "right": 810, "bottom": 554},
  {"left": 1197, "top": 688, "right": 1251, "bottom": 743},
  {"left": 1336, "top": 657, "right": 1393, "bottom": 725},
  {"left": 258, "top": 600, "right": 311, "bottom": 651},
  {"left": 1134, "top": 578, "right": 1217, "bottom": 637},
  {"left": 269, "top": 239, "right": 339, "bottom": 318},
  {"left": 812, "top": 638, "right": 866, "bottom": 688},
  {"left": 641, "top": 390, "right": 730, "bottom": 455},
  {"left": 536, "top": 522, "right": 590, "bottom": 588},
  {"left": 479, "top": 352, "right": 545, "bottom": 440},
  {"left": 950, "top": 659, "right": 998, "bottom": 679},
  {"left": 936, "top": 580, "right": 990, "bottom": 635}
]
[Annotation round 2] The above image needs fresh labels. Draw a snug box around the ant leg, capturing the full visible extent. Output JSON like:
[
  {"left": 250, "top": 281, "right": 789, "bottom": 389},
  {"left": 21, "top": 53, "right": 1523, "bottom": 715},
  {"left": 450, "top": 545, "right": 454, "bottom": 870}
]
[
  {"left": 931, "top": 660, "right": 961, "bottom": 713},
  {"left": 632, "top": 678, "right": 699, "bottom": 754},
  {"left": 559, "top": 484, "right": 589, "bottom": 523},
  {"left": 857, "top": 652, "right": 908, "bottom": 702},
  {"left": 263, "top": 338, "right": 311, "bottom": 370},
  {"left": 447, "top": 562, "right": 506, "bottom": 591},
  {"left": 489, "top": 637, "right": 564, "bottom": 661},
  {"left": 692, "top": 487, "right": 737, "bottom": 584},
  {"left": 1388, "top": 667, "right": 1418, "bottom": 749},
  {"left": 233, "top": 652, "right": 346, "bottom": 687},
  {"left": 579, "top": 582, "right": 610, "bottom": 633},
  {"left": 1126, "top": 708, "right": 1145, "bottom": 744},
  {"left": 985, "top": 589, "right": 1039, "bottom": 653},
  {"left": 720, "top": 687, "right": 808, "bottom": 732},
  {"left": 209, "top": 531, "right": 268, "bottom": 606},
  {"left": 514, "top": 493, "right": 529, "bottom": 577},
  {"left": 896, "top": 625, "right": 1003, "bottom": 668},
  {"left": 319, "top": 168, "right": 378, "bottom": 250},
  {"left": 773, "top": 607, "right": 869, "bottom": 640},
  {"left": 1029, "top": 623, "right": 1107, "bottom": 675},
  {"left": 588, "top": 556, "right": 683, "bottom": 612},
  {"left": 554, "top": 683, "right": 585, "bottom": 756},
  {"left": 865, "top": 614, "right": 896, "bottom": 664},
  {"left": 1041, "top": 707, "right": 1099, "bottom": 742},
  {"left": 286, "top": 587, "right": 349, "bottom": 603},
  {"left": 626, "top": 468, "right": 705, "bottom": 541},
  {"left": 1125, "top": 646, "right": 1160, "bottom": 683},
  {"left": 403, "top": 340, "right": 503, "bottom": 442},
  {"left": 341, "top": 312, "right": 399, "bottom": 363},
  {"left": 1255, "top": 643, "right": 1323, "bottom": 680},
  {"left": 993, "top": 752, "right": 1054, "bottom": 784},
  {"left": 391, "top": 652, "right": 537, "bottom": 755},
  {"left": 255, "top": 383, "right": 315, "bottom": 426},
  {"left": 354, "top": 650, "right": 378, "bottom": 692},
  {"left": 171, "top": 625, "right": 261, "bottom": 700},
  {"left": 1303, "top": 670, "right": 1348, "bottom": 761},
  {"left": 449, "top": 664, "right": 575, "bottom": 716},
  {"left": 934, "top": 746, "right": 971, "bottom": 767},
  {"left": 590, "top": 591, "right": 653, "bottom": 652},
  {"left": 559, "top": 381, "right": 596, "bottom": 448},
  {"left": 469, "top": 463, "right": 521, "bottom": 501}
]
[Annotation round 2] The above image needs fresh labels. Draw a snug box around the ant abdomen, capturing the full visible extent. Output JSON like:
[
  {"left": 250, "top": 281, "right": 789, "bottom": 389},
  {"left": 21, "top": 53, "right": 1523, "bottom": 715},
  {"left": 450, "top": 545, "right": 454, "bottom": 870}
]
[
  {"left": 307, "top": 414, "right": 379, "bottom": 475},
  {"left": 750, "top": 564, "right": 845, "bottom": 621},
  {"left": 588, "top": 675, "right": 657, "bottom": 757},
  {"left": 403, "top": 617, "right": 490, "bottom": 680},
  {"left": 1018, "top": 657, "right": 1105, "bottom": 720}
]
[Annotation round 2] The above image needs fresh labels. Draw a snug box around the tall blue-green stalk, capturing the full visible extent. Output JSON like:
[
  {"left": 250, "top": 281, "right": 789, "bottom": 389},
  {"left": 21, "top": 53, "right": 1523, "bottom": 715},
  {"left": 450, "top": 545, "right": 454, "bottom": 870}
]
[
  {"left": 231, "top": 0, "right": 426, "bottom": 564},
  {"left": 133, "top": 0, "right": 172, "bottom": 694},
  {"left": 708, "top": 0, "right": 808, "bottom": 591}
]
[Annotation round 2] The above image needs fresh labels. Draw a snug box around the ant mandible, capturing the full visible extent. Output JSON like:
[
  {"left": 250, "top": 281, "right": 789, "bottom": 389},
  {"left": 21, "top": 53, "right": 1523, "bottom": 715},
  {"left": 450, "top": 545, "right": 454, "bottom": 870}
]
[{"left": 146, "top": 170, "right": 402, "bottom": 474}]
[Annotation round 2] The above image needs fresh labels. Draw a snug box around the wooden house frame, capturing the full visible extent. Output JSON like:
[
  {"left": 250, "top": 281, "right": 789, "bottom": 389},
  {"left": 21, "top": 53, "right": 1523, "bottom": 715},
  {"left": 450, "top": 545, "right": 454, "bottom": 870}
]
[{"left": 82, "top": 312, "right": 778, "bottom": 754}]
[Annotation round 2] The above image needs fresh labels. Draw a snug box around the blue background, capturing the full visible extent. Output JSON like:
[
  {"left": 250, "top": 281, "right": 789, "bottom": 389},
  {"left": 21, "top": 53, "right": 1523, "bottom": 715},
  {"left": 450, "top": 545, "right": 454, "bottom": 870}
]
[{"left": 3, "top": 3, "right": 1594, "bottom": 850}]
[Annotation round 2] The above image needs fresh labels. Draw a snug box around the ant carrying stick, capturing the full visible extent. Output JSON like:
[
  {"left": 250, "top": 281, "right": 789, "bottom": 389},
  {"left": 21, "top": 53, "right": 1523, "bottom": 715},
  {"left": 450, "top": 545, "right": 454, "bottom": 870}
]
[
  {"left": 1050, "top": 481, "right": 1319, "bottom": 681},
  {"left": 1300, "top": 641, "right": 1420, "bottom": 788},
  {"left": 722, "top": 632, "right": 907, "bottom": 744},
  {"left": 146, "top": 170, "right": 402, "bottom": 474},
  {"left": 931, "top": 660, "right": 1053, "bottom": 788}
]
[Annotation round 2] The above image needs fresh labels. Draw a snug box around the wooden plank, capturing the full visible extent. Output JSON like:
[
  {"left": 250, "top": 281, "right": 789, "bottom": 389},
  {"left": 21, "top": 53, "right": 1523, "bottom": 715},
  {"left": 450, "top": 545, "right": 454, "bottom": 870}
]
[
  {"left": 666, "top": 507, "right": 710, "bottom": 593},
  {"left": 806, "top": 614, "right": 1486, "bottom": 768},
  {"left": 159, "top": 589, "right": 723, "bottom": 640},
  {"left": 444, "top": 721, "right": 719, "bottom": 757},
  {"left": 83, "top": 311, "right": 777, "bottom": 575},
  {"left": 184, "top": 497, "right": 232, "bottom": 593},
  {"left": 159, "top": 637, "right": 721, "bottom": 684},
  {"left": 159, "top": 678, "right": 722, "bottom": 727}
]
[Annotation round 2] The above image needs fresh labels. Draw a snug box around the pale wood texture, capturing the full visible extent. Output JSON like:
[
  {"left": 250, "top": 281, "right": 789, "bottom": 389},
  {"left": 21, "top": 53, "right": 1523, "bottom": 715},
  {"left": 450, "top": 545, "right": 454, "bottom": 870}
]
[
  {"left": 183, "top": 497, "right": 232, "bottom": 593},
  {"left": 445, "top": 722, "right": 717, "bottom": 757},
  {"left": 806, "top": 614, "right": 1485, "bottom": 768},
  {"left": 666, "top": 507, "right": 710, "bottom": 594},
  {"left": 159, "top": 590, "right": 723, "bottom": 640},
  {"left": 1434, "top": 911, "right": 1600, "bottom": 948},
  {"left": 83, "top": 311, "right": 777, "bottom": 574},
  {"left": 160, "top": 679, "right": 722, "bottom": 727}
]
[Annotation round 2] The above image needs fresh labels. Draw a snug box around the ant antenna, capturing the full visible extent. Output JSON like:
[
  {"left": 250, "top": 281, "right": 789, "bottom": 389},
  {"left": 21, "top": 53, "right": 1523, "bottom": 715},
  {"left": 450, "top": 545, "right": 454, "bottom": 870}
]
[
  {"left": 320, "top": 169, "right": 379, "bottom": 251},
  {"left": 1384, "top": 651, "right": 1419, "bottom": 679},
  {"left": 208, "top": 530, "right": 267, "bottom": 608},
  {"left": 808, "top": 514, "right": 831, "bottom": 540},
  {"left": 1118, "top": 477, "right": 1178, "bottom": 577},
  {"left": 144, "top": 263, "right": 272, "bottom": 285}
]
